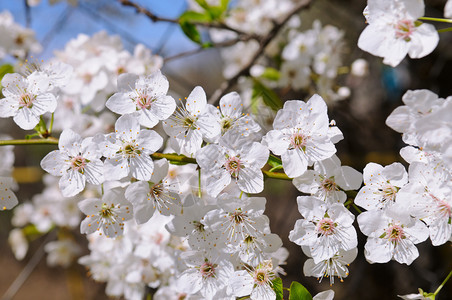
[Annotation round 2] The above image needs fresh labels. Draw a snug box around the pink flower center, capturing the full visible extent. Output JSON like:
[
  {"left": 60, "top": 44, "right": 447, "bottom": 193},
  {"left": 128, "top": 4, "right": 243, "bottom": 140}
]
[
  {"left": 19, "top": 93, "right": 35, "bottom": 108},
  {"left": 70, "top": 156, "right": 87, "bottom": 173},
  {"left": 82, "top": 73, "right": 93, "bottom": 84},
  {"left": 254, "top": 270, "right": 270, "bottom": 285},
  {"left": 135, "top": 93, "right": 153, "bottom": 110},
  {"left": 377, "top": 184, "right": 398, "bottom": 204},
  {"left": 385, "top": 224, "right": 405, "bottom": 243},
  {"left": 430, "top": 193, "right": 452, "bottom": 219},
  {"left": 290, "top": 132, "right": 307, "bottom": 150},
  {"left": 317, "top": 218, "right": 336, "bottom": 236},
  {"left": 395, "top": 19, "right": 415, "bottom": 41},
  {"left": 224, "top": 156, "right": 242, "bottom": 178},
  {"left": 322, "top": 178, "right": 338, "bottom": 192},
  {"left": 200, "top": 261, "right": 216, "bottom": 279}
]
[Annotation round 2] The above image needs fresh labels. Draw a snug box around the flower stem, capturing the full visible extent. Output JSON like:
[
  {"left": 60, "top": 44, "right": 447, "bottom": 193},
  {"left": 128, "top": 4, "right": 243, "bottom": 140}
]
[
  {"left": 0, "top": 139, "right": 294, "bottom": 181},
  {"left": 48, "top": 112, "right": 54, "bottom": 135},
  {"left": 438, "top": 27, "right": 452, "bottom": 33},
  {"left": 433, "top": 269, "right": 452, "bottom": 296},
  {"left": 0, "top": 138, "right": 58, "bottom": 146},
  {"left": 419, "top": 17, "right": 452, "bottom": 24}
]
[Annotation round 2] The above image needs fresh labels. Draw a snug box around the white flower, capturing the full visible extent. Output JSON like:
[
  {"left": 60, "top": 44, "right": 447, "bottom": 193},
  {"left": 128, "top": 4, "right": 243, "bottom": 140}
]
[
  {"left": 313, "top": 290, "right": 335, "bottom": 300},
  {"left": 397, "top": 162, "right": 451, "bottom": 246},
  {"left": 355, "top": 162, "right": 408, "bottom": 211},
  {"left": 106, "top": 71, "right": 176, "bottom": 128},
  {"left": 101, "top": 114, "right": 163, "bottom": 181},
  {"left": 229, "top": 260, "right": 277, "bottom": 300},
  {"left": 176, "top": 250, "right": 234, "bottom": 300},
  {"left": 8, "top": 228, "right": 28, "bottom": 260},
  {"left": 358, "top": 0, "right": 439, "bottom": 67},
  {"left": 289, "top": 196, "right": 357, "bottom": 264},
  {"left": 263, "top": 94, "right": 339, "bottom": 178},
  {"left": 206, "top": 91, "right": 261, "bottom": 138},
  {"left": 203, "top": 194, "right": 269, "bottom": 247},
  {"left": 79, "top": 187, "right": 133, "bottom": 238},
  {"left": 358, "top": 207, "right": 429, "bottom": 265},
  {"left": 162, "top": 86, "right": 221, "bottom": 156},
  {"left": 236, "top": 233, "right": 283, "bottom": 266},
  {"left": 445, "top": 0, "right": 452, "bottom": 18},
  {"left": 0, "top": 72, "right": 56, "bottom": 130},
  {"left": 196, "top": 131, "right": 269, "bottom": 197},
  {"left": 125, "top": 158, "right": 183, "bottom": 224},
  {"left": 165, "top": 202, "right": 219, "bottom": 250},
  {"left": 0, "top": 176, "right": 18, "bottom": 211},
  {"left": 44, "top": 239, "right": 82, "bottom": 267},
  {"left": 303, "top": 247, "right": 357, "bottom": 285},
  {"left": 293, "top": 155, "right": 362, "bottom": 204},
  {"left": 40, "top": 129, "right": 104, "bottom": 197}
]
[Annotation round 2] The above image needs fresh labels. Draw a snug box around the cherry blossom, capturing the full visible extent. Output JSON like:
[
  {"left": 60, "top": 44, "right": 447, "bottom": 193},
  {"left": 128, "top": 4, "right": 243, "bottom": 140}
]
[{"left": 358, "top": 0, "right": 439, "bottom": 67}]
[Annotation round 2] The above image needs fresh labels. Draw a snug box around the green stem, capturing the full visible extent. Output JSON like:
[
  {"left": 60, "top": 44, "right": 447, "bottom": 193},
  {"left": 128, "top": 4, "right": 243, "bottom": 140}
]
[
  {"left": 48, "top": 113, "right": 55, "bottom": 135},
  {"left": 0, "top": 139, "right": 293, "bottom": 181},
  {"left": 198, "top": 168, "right": 202, "bottom": 198},
  {"left": 438, "top": 27, "right": 452, "bottom": 33},
  {"left": 433, "top": 269, "right": 452, "bottom": 296},
  {"left": 151, "top": 152, "right": 196, "bottom": 164},
  {"left": 419, "top": 17, "right": 452, "bottom": 24},
  {"left": 0, "top": 138, "right": 59, "bottom": 146},
  {"left": 352, "top": 203, "right": 362, "bottom": 214},
  {"left": 263, "top": 170, "right": 291, "bottom": 181}
]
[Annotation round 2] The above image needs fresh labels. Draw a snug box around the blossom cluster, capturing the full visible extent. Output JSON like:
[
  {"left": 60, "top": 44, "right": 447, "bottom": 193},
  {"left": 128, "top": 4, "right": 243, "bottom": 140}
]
[
  {"left": 354, "top": 90, "right": 451, "bottom": 265},
  {"left": 0, "top": 10, "right": 41, "bottom": 60},
  {"left": 1, "top": 0, "right": 451, "bottom": 299}
]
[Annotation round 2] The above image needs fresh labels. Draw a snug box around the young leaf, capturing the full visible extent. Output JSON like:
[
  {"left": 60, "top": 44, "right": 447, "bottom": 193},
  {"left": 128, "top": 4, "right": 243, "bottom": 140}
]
[
  {"left": 260, "top": 67, "right": 281, "bottom": 81},
  {"left": 179, "top": 21, "right": 202, "bottom": 44},
  {"left": 289, "top": 281, "right": 312, "bottom": 300},
  {"left": 0, "top": 64, "right": 14, "bottom": 81},
  {"left": 267, "top": 155, "right": 283, "bottom": 169},
  {"left": 251, "top": 79, "right": 283, "bottom": 112},
  {"left": 272, "top": 277, "right": 283, "bottom": 300},
  {"left": 179, "top": 11, "right": 212, "bottom": 44}
]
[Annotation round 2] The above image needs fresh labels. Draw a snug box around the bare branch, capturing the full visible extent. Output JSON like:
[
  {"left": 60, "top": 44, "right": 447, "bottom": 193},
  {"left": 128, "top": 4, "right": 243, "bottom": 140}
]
[
  {"left": 164, "top": 36, "right": 255, "bottom": 63},
  {"left": 207, "top": 0, "right": 312, "bottom": 104},
  {"left": 118, "top": 0, "right": 256, "bottom": 37}
]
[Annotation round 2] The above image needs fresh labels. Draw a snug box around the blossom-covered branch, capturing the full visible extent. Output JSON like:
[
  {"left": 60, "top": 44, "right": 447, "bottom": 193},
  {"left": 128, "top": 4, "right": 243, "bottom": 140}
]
[{"left": 208, "top": 0, "right": 312, "bottom": 104}]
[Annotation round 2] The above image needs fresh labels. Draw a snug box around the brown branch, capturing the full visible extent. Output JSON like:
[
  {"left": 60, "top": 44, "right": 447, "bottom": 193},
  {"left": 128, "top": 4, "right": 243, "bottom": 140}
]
[
  {"left": 164, "top": 36, "right": 255, "bottom": 63},
  {"left": 207, "top": 0, "right": 312, "bottom": 104},
  {"left": 118, "top": 0, "right": 254, "bottom": 37}
]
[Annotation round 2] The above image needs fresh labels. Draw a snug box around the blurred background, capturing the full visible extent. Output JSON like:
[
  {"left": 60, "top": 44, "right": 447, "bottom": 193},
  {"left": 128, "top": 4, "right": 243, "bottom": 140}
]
[{"left": 0, "top": 0, "right": 451, "bottom": 299}]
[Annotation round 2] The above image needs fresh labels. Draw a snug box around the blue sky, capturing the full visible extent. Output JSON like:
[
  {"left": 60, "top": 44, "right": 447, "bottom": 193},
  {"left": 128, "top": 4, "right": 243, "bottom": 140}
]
[{"left": 0, "top": 0, "right": 198, "bottom": 59}]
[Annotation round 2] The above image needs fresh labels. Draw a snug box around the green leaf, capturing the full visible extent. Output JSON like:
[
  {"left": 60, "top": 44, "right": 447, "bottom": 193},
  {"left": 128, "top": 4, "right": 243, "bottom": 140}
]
[
  {"left": 194, "top": 0, "right": 229, "bottom": 20},
  {"left": 180, "top": 10, "right": 212, "bottom": 23},
  {"left": 251, "top": 79, "right": 282, "bottom": 112},
  {"left": 179, "top": 11, "right": 212, "bottom": 44},
  {"left": 289, "top": 281, "right": 312, "bottom": 300},
  {"left": 220, "top": 0, "right": 229, "bottom": 10},
  {"left": 272, "top": 278, "right": 283, "bottom": 300},
  {"left": 260, "top": 67, "right": 281, "bottom": 81},
  {"left": 179, "top": 21, "right": 202, "bottom": 44},
  {"left": 168, "top": 160, "right": 190, "bottom": 166},
  {"left": 267, "top": 155, "right": 282, "bottom": 169},
  {"left": 0, "top": 64, "right": 14, "bottom": 96},
  {"left": 194, "top": 0, "right": 210, "bottom": 10},
  {"left": 0, "top": 64, "right": 14, "bottom": 81}
]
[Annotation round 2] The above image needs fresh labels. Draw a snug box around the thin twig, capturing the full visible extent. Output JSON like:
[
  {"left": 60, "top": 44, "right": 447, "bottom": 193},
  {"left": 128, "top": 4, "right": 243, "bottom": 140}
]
[
  {"left": 0, "top": 138, "right": 59, "bottom": 146},
  {"left": 0, "top": 139, "right": 292, "bottom": 181},
  {"left": 164, "top": 36, "right": 254, "bottom": 63},
  {"left": 2, "top": 234, "right": 53, "bottom": 300},
  {"left": 207, "top": 0, "right": 312, "bottom": 104},
  {"left": 78, "top": 2, "right": 154, "bottom": 51},
  {"left": 24, "top": 0, "right": 31, "bottom": 28},
  {"left": 117, "top": 0, "right": 254, "bottom": 37}
]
